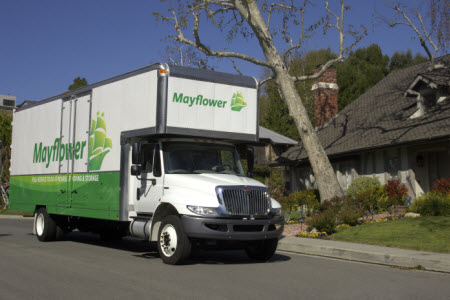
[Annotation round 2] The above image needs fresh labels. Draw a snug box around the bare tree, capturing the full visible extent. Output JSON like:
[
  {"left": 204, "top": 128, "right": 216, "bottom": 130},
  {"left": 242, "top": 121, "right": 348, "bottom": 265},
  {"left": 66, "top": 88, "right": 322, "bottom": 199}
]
[
  {"left": 155, "top": 0, "right": 365, "bottom": 200},
  {"left": 161, "top": 41, "right": 214, "bottom": 69},
  {"left": 376, "top": 0, "right": 449, "bottom": 65}
]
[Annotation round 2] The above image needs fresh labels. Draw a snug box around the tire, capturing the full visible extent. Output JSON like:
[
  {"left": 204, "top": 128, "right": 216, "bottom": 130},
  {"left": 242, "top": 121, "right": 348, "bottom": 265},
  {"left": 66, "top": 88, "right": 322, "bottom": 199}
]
[
  {"left": 157, "top": 215, "right": 191, "bottom": 265},
  {"left": 245, "top": 239, "right": 278, "bottom": 261},
  {"left": 35, "top": 208, "right": 57, "bottom": 242}
]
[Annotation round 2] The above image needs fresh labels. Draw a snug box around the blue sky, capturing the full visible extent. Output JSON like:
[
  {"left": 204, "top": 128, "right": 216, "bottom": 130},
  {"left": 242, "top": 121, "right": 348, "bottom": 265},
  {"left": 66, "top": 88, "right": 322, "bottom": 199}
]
[{"left": 0, "top": 0, "right": 433, "bottom": 105}]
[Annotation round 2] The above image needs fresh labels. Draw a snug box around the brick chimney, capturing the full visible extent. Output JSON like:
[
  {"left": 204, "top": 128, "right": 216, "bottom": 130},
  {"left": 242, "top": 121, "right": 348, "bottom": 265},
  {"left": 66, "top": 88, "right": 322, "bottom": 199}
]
[{"left": 311, "top": 67, "right": 339, "bottom": 128}]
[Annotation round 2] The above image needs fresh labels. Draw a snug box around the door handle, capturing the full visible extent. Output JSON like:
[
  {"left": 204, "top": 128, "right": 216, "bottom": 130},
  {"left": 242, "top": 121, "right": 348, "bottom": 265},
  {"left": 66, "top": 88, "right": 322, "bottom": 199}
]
[
  {"left": 60, "top": 190, "right": 66, "bottom": 194},
  {"left": 71, "top": 190, "right": 77, "bottom": 194}
]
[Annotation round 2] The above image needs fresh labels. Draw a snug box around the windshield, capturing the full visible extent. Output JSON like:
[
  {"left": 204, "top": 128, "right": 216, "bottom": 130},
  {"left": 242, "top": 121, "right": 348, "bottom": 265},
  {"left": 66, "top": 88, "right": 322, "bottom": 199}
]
[{"left": 162, "top": 142, "right": 245, "bottom": 175}]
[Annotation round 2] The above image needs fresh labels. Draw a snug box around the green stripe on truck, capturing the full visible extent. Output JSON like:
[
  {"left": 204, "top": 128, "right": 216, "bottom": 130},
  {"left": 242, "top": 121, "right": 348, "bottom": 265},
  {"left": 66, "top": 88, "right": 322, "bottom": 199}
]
[{"left": 9, "top": 172, "right": 121, "bottom": 220}]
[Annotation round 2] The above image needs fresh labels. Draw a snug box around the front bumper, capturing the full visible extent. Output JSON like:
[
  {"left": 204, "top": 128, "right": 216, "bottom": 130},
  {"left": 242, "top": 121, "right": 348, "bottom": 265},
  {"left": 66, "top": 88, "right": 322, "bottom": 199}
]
[{"left": 181, "top": 215, "right": 284, "bottom": 241}]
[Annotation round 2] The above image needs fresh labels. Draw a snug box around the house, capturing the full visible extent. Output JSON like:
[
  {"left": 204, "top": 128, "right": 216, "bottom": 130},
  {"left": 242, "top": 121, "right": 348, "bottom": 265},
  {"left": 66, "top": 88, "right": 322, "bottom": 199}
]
[
  {"left": 256, "top": 126, "right": 298, "bottom": 165},
  {"left": 276, "top": 55, "right": 450, "bottom": 199},
  {"left": 0, "top": 95, "right": 16, "bottom": 111}
]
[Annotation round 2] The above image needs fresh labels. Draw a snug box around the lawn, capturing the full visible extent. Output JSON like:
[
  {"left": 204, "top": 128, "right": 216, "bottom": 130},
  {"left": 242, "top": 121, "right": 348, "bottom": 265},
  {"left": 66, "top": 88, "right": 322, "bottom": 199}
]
[
  {"left": 331, "top": 216, "right": 450, "bottom": 254},
  {"left": 0, "top": 209, "right": 34, "bottom": 217}
]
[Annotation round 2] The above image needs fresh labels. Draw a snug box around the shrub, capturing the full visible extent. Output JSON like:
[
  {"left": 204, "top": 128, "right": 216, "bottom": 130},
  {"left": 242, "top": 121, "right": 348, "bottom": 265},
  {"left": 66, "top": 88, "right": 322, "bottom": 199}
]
[
  {"left": 347, "top": 186, "right": 387, "bottom": 220},
  {"left": 289, "top": 189, "right": 320, "bottom": 214},
  {"left": 318, "top": 196, "right": 345, "bottom": 213},
  {"left": 384, "top": 179, "right": 408, "bottom": 201},
  {"left": 381, "top": 179, "right": 408, "bottom": 217},
  {"left": 337, "top": 205, "right": 363, "bottom": 226},
  {"left": 278, "top": 196, "right": 298, "bottom": 223},
  {"left": 410, "top": 192, "right": 450, "bottom": 216},
  {"left": 347, "top": 177, "right": 381, "bottom": 198},
  {"left": 432, "top": 178, "right": 450, "bottom": 195},
  {"left": 306, "top": 209, "right": 336, "bottom": 234}
]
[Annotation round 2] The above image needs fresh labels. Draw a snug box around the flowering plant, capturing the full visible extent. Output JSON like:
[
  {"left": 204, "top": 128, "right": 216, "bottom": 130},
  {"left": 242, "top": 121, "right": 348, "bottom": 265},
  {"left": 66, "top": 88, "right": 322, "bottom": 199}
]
[{"left": 298, "top": 231, "right": 328, "bottom": 238}]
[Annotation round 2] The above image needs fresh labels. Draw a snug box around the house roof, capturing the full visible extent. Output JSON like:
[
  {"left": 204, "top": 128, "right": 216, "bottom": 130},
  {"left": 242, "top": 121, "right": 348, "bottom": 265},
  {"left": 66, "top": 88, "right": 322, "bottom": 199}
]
[
  {"left": 279, "top": 55, "right": 450, "bottom": 164},
  {"left": 259, "top": 126, "right": 298, "bottom": 145}
]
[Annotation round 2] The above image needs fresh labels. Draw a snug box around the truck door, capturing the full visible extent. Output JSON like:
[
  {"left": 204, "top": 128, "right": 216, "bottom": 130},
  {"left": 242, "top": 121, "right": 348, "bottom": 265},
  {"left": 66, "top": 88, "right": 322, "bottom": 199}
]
[
  {"left": 57, "top": 98, "right": 73, "bottom": 207},
  {"left": 134, "top": 144, "right": 164, "bottom": 214},
  {"left": 70, "top": 94, "right": 92, "bottom": 208},
  {"left": 58, "top": 94, "right": 91, "bottom": 208}
]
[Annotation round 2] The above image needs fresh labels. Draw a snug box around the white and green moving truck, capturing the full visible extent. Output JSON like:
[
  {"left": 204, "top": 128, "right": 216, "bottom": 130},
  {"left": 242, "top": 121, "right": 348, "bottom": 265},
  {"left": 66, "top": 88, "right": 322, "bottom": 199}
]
[{"left": 9, "top": 64, "right": 284, "bottom": 264}]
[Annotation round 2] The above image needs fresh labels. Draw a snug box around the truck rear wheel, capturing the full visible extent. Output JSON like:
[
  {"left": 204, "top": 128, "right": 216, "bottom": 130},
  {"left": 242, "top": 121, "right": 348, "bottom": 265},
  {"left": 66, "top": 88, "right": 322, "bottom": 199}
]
[
  {"left": 157, "top": 215, "right": 191, "bottom": 265},
  {"left": 245, "top": 239, "right": 278, "bottom": 261},
  {"left": 35, "top": 208, "right": 57, "bottom": 242}
]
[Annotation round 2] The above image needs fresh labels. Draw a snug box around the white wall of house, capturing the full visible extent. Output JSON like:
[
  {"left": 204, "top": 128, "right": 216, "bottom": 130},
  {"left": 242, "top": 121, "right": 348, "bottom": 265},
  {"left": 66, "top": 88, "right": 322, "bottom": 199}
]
[{"left": 289, "top": 141, "right": 450, "bottom": 200}]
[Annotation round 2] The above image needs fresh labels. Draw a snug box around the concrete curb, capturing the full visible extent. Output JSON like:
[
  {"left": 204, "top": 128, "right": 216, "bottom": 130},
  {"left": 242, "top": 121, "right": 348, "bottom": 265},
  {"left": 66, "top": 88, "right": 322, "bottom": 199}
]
[
  {"left": 0, "top": 215, "right": 33, "bottom": 219},
  {"left": 278, "top": 236, "right": 450, "bottom": 273}
]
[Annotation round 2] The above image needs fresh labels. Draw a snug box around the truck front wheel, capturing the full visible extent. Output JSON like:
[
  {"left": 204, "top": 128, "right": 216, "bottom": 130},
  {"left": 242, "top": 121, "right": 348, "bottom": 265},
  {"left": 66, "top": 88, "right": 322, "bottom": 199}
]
[
  {"left": 35, "top": 208, "right": 57, "bottom": 242},
  {"left": 245, "top": 239, "right": 278, "bottom": 261},
  {"left": 157, "top": 215, "right": 191, "bottom": 265}
]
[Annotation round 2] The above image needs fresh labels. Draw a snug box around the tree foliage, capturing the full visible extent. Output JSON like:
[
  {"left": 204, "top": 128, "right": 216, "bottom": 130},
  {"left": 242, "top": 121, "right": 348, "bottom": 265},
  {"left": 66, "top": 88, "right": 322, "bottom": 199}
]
[
  {"left": 0, "top": 111, "right": 12, "bottom": 183},
  {"left": 261, "top": 45, "right": 429, "bottom": 137},
  {"left": 68, "top": 77, "right": 88, "bottom": 91},
  {"left": 389, "top": 50, "right": 428, "bottom": 72},
  {"left": 337, "top": 44, "right": 389, "bottom": 110}
]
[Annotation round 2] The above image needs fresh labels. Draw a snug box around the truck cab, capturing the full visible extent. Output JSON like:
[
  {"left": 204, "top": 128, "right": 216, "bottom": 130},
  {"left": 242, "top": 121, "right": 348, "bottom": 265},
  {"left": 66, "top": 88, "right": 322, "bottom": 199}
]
[{"left": 128, "top": 139, "right": 283, "bottom": 264}]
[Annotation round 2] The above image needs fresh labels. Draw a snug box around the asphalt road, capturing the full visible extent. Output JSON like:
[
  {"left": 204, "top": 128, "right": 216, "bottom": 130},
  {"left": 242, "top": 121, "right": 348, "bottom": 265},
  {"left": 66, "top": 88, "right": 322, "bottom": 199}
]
[{"left": 1, "top": 218, "right": 449, "bottom": 300}]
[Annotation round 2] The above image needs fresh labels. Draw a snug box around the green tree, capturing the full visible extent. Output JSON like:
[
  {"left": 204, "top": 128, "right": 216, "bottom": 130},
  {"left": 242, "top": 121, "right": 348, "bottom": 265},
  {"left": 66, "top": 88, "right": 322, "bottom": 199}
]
[
  {"left": 389, "top": 50, "right": 427, "bottom": 72},
  {"left": 337, "top": 44, "right": 390, "bottom": 110},
  {"left": 0, "top": 111, "right": 12, "bottom": 183},
  {"left": 68, "top": 77, "right": 88, "bottom": 91}
]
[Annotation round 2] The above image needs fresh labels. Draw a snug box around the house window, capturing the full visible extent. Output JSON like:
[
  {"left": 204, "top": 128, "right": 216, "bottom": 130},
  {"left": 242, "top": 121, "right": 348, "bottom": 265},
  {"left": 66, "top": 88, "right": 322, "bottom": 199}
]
[{"left": 3, "top": 99, "right": 15, "bottom": 107}]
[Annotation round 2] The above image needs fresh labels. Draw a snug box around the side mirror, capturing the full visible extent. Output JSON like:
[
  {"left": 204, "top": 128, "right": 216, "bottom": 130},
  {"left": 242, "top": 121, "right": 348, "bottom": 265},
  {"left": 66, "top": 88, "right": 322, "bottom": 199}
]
[
  {"left": 247, "top": 147, "right": 254, "bottom": 178},
  {"left": 132, "top": 143, "right": 140, "bottom": 164},
  {"left": 131, "top": 165, "right": 142, "bottom": 176}
]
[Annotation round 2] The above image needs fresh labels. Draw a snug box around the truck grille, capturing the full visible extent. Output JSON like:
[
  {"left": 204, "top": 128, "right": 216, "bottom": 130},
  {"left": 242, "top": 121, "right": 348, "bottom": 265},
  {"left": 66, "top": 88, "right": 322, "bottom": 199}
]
[{"left": 217, "top": 186, "right": 271, "bottom": 216}]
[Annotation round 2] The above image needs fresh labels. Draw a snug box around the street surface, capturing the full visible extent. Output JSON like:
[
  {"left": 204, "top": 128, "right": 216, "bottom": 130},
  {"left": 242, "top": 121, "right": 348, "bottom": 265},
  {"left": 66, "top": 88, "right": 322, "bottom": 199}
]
[{"left": 0, "top": 218, "right": 449, "bottom": 299}]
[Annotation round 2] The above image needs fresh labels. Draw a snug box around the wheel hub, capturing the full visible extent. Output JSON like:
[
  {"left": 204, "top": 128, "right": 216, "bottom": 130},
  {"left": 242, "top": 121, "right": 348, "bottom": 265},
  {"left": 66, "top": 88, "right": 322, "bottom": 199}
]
[
  {"left": 159, "top": 224, "right": 178, "bottom": 257},
  {"left": 36, "top": 213, "right": 44, "bottom": 236}
]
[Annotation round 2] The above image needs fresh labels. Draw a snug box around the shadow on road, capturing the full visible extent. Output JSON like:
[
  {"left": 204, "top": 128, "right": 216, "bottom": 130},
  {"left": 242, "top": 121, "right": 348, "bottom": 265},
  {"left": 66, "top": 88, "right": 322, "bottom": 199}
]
[
  {"left": 63, "top": 231, "right": 291, "bottom": 265},
  {"left": 0, "top": 234, "right": 12, "bottom": 237}
]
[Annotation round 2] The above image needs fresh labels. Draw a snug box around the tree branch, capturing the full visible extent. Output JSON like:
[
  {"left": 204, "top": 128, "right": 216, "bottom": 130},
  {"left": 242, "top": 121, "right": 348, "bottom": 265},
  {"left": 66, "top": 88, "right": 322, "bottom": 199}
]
[
  {"left": 417, "top": 12, "right": 439, "bottom": 62},
  {"left": 259, "top": 76, "right": 275, "bottom": 87},
  {"left": 376, "top": 1, "right": 440, "bottom": 63},
  {"left": 169, "top": 9, "right": 271, "bottom": 68},
  {"left": 290, "top": 0, "right": 347, "bottom": 82},
  {"left": 267, "top": 3, "right": 293, "bottom": 30},
  {"left": 291, "top": 57, "right": 343, "bottom": 81}
]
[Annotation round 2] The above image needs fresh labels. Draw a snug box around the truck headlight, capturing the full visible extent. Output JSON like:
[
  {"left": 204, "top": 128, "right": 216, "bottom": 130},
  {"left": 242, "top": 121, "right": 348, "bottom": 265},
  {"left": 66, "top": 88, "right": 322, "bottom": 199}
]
[
  {"left": 187, "top": 205, "right": 219, "bottom": 216},
  {"left": 272, "top": 208, "right": 283, "bottom": 217}
]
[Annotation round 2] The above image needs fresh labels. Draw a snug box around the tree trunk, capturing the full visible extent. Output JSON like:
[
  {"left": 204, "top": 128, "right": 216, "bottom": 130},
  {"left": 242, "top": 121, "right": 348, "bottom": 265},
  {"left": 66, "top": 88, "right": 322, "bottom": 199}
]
[
  {"left": 274, "top": 71, "right": 344, "bottom": 200},
  {"left": 242, "top": 2, "right": 344, "bottom": 200}
]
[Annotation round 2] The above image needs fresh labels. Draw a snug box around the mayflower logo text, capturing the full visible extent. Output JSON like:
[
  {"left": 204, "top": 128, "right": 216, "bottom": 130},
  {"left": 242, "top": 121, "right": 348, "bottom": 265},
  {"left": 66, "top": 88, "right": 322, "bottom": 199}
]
[{"left": 172, "top": 91, "right": 247, "bottom": 112}]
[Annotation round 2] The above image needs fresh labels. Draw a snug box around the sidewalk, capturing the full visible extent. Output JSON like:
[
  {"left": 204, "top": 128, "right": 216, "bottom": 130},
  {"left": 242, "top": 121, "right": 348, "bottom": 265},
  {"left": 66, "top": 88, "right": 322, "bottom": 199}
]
[{"left": 278, "top": 236, "right": 450, "bottom": 273}]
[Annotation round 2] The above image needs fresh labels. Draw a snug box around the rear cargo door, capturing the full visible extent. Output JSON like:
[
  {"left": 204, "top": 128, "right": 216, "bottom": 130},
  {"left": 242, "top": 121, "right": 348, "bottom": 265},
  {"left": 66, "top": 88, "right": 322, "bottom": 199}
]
[
  {"left": 69, "top": 94, "right": 92, "bottom": 208},
  {"left": 57, "top": 98, "right": 74, "bottom": 207},
  {"left": 58, "top": 94, "right": 91, "bottom": 208}
]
